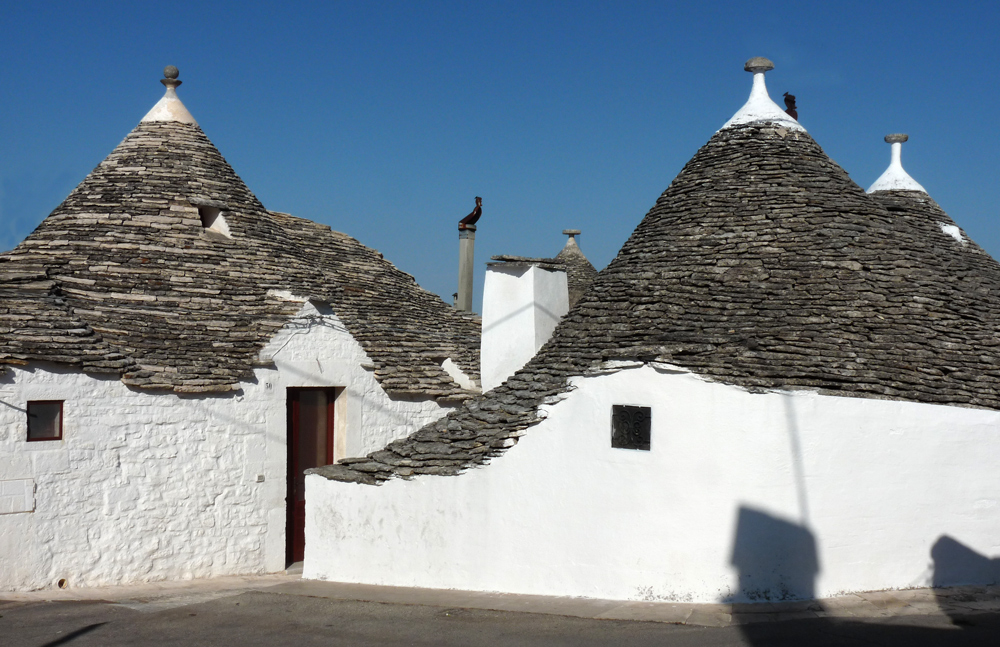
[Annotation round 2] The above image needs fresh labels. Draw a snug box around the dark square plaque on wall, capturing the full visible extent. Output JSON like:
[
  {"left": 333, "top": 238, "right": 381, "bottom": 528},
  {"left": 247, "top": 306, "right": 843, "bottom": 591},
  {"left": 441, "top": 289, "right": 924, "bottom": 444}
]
[{"left": 611, "top": 405, "right": 651, "bottom": 450}]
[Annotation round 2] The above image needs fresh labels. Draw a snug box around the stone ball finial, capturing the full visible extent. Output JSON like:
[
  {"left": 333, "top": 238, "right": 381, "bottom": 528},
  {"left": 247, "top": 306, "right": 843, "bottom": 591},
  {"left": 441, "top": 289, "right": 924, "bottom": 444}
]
[
  {"left": 885, "top": 133, "right": 909, "bottom": 144},
  {"left": 160, "top": 66, "right": 182, "bottom": 89},
  {"left": 744, "top": 57, "right": 775, "bottom": 73},
  {"left": 563, "top": 229, "right": 581, "bottom": 237}
]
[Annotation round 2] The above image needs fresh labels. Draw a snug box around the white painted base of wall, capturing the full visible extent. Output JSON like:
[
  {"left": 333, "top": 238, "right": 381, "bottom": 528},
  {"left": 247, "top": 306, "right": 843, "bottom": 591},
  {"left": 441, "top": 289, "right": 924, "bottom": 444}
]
[
  {"left": 0, "top": 305, "right": 452, "bottom": 592},
  {"left": 305, "top": 363, "right": 1000, "bottom": 603}
]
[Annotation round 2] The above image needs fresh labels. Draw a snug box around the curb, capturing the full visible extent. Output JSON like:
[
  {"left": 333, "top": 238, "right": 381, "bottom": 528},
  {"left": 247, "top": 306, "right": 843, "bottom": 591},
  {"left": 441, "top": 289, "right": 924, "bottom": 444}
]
[{"left": 3, "top": 575, "right": 999, "bottom": 628}]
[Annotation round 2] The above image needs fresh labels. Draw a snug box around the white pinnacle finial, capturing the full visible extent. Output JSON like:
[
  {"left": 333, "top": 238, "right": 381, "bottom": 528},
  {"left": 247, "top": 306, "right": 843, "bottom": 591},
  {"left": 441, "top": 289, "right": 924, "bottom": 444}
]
[
  {"left": 141, "top": 66, "right": 197, "bottom": 125},
  {"left": 866, "top": 134, "right": 926, "bottom": 193},
  {"left": 720, "top": 57, "right": 804, "bottom": 132}
]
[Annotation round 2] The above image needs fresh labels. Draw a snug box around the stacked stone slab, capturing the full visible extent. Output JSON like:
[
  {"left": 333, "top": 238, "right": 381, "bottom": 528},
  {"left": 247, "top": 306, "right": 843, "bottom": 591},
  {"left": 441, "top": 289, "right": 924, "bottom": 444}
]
[
  {"left": 488, "top": 255, "right": 563, "bottom": 271},
  {"left": 555, "top": 233, "right": 598, "bottom": 306},
  {"left": 488, "top": 231, "right": 598, "bottom": 308},
  {"left": 0, "top": 119, "right": 480, "bottom": 400},
  {"left": 0, "top": 263, "right": 126, "bottom": 371},
  {"left": 318, "top": 116, "right": 1000, "bottom": 484}
]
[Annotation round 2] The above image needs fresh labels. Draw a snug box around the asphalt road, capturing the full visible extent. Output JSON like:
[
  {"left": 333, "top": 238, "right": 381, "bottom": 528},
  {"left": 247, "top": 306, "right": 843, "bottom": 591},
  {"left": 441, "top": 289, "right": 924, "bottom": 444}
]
[{"left": 3, "top": 591, "right": 1000, "bottom": 647}]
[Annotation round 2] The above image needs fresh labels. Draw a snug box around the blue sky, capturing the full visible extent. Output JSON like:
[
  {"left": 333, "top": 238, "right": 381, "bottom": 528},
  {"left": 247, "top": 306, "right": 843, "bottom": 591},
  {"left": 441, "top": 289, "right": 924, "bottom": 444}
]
[{"left": 2, "top": 1, "right": 998, "bottom": 312}]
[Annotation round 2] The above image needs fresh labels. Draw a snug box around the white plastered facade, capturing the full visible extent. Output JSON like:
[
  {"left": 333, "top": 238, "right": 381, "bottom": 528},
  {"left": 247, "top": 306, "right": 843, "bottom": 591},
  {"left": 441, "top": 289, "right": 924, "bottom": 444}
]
[
  {"left": 0, "top": 301, "right": 453, "bottom": 591},
  {"left": 305, "top": 362, "right": 1000, "bottom": 602}
]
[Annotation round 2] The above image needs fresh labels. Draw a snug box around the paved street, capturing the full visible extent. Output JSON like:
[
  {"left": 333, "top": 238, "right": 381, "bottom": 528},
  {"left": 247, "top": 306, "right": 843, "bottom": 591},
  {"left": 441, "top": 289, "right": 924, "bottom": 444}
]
[{"left": 3, "top": 576, "right": 1000, "bottom": 646}]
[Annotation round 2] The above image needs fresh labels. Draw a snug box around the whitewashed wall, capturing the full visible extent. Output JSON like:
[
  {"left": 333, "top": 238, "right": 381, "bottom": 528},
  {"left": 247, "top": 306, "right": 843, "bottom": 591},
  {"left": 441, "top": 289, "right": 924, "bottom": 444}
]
[
  {"left": 0, "top": 302, "right": 453, "bottom": 591},
  {"left": 0, "top": 365, "right": 274, "bottom": 592},
  {"left": 305, "top": 362, "right": 1000, "bottom": 602}
]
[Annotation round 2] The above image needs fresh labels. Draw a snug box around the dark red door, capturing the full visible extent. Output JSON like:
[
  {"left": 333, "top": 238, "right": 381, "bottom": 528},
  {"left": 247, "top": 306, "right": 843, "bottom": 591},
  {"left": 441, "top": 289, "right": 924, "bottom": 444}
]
[{"left": 286, "top": 388, "right": 336, "bottom": 565}]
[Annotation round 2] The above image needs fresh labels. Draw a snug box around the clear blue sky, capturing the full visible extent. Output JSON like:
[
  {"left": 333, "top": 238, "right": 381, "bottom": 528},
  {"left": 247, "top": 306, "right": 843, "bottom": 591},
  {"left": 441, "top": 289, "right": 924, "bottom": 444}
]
[{"left": 2, "top": 1, "right": 998, "bottom": 312}]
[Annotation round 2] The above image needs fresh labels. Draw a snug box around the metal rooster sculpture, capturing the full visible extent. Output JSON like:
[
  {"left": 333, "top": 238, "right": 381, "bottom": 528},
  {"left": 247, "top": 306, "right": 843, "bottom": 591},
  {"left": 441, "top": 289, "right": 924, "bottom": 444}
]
[
  {"left": 783, "top": 92, "right": 798, "bottom": 120},
  {"left": 458, "top": 196, "right": 483, "bottom": 230}
]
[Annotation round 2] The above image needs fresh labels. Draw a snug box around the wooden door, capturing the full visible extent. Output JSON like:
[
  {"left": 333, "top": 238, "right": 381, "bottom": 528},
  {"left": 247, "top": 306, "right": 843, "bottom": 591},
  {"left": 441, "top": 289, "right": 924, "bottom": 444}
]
[{"left": 286, "top": 388, "right": 336, "bottom": 565}]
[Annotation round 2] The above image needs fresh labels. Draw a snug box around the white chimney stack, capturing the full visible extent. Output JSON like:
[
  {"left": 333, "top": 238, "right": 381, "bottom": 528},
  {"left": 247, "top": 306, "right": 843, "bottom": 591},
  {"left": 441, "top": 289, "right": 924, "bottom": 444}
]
[{"left": 480, "top": 261, "right": 569, "bottom": 392}]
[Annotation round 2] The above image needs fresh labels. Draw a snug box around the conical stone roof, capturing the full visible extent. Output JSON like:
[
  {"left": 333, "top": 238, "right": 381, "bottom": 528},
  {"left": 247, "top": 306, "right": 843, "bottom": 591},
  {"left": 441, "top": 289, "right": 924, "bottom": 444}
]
[
  {"left": 864, "top": 134, "right": 987, "bottom": 259},
  {"left": 555, "top": 231, "right": 598, "bottom": 306},
  {"left": 0, "top": 70, "right": 480, "bottom": 398},
  {"left": 488, "top": 230, "right": 598, "bottom": 307},
  {"left": 319, "top": 60, "right": 1000, "bottom": 484}
]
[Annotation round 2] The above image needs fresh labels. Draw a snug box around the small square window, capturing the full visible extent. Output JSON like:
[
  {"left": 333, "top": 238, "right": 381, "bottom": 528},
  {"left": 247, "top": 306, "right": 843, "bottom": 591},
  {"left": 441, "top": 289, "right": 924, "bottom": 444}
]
[
  {"left": 27, "top": 401, "right": 63, "bottom": 441},
  {"left": 611, "top": 405, "right": 650, "bottom": 451}
]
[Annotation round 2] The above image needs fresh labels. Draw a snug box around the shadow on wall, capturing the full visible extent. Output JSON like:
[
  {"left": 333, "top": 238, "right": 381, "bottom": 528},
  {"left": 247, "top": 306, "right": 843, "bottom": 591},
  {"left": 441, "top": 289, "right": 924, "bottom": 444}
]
[
  {"left": 726, "top": 506, "right": 819, "bottom": 602},
  {"left": 728, "top": 510, "right": 1000, "bottom": 604},
  {"left": 932, "top": 535, "right": 1000, "bottom": 588},
  {"left": 932, "top": 534, "right": 1000, "bottom": 629},
  {"left": 728, "top": 512, "right": 1000, "bottom": 645}
]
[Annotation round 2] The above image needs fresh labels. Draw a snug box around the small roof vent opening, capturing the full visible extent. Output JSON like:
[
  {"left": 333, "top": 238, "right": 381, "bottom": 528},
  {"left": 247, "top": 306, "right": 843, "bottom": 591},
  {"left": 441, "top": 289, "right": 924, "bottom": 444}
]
[{"left": 199, "top": 206, "right": 232, "bottom": 238}]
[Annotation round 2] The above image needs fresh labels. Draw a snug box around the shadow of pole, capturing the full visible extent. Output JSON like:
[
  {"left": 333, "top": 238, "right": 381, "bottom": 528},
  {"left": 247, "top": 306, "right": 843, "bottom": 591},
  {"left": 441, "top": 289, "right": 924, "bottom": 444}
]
[
  {"left": 40, "top": 622, "right": 107, "bottom": 647},
  {"left": 781, "top": 393, "right": 810, "bottom": 524}
]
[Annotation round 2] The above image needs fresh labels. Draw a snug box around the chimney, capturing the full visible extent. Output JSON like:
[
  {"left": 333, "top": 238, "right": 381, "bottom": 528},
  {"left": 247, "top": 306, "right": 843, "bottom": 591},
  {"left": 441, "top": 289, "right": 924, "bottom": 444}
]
[
  {"left": 457, "top": 225, "right": 476, "bottom": 311},
  {"left": 456, "top": 197, "right": 482, "bottom": 311},
  {"left": 480, "top": 260, "right": 569, "bottom": 392}
]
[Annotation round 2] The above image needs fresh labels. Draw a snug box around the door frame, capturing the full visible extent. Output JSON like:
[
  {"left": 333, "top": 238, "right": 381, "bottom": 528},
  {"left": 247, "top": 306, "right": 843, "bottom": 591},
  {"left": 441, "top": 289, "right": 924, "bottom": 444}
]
[{"left": 286, "top": 387, "right": 338, "bottom": 566}]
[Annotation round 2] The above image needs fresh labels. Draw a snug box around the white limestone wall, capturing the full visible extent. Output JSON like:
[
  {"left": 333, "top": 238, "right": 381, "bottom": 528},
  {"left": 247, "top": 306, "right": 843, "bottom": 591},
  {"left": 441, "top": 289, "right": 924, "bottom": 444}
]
[
  {"left": 305, "top": 363, "right": 1000, "bottom": 602},
  {"left": 480, "top": 265, "right": 568, "bottom": 392},
  {"left": 0, "top": 366, "right": 273, "bottom": 592},
  {"left": 0, "top": 303, "right": 452, "bottom": 591}
]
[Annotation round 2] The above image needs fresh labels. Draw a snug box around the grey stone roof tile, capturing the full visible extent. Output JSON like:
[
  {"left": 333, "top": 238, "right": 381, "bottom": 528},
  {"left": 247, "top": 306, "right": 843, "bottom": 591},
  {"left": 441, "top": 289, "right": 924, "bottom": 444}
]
[
  {"left": 314, "top": 123, "right": 1000, "bottom": 484},
  {"left": 488, "top": 235, "right": 598, "bottom": 307},
  {"left": 554, "top": 237, "right": 598, "bottom": 306},
  {"left": 0, "top": 121, "right": 479, "bottom": 399}
]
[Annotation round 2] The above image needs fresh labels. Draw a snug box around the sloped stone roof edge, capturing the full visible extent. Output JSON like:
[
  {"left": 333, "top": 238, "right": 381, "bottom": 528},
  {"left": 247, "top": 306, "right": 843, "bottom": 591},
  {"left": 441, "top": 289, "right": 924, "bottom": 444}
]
[{"left": 316, "top": 123, "right": 1000, "bottom": 485}]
